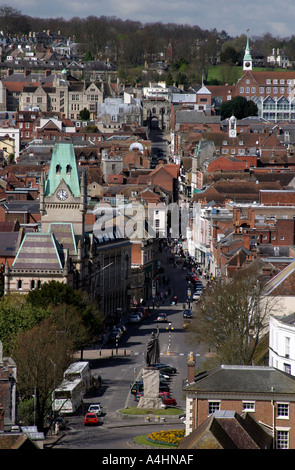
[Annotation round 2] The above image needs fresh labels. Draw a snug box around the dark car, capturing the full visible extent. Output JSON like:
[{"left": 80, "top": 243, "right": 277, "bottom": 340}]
[
  {"left": 156, "top": 313, "right": 168, "bottom": 322},
  {"left": 152, "top": 363, "right": 177, "bottom": 374},
  {"left": 183, "top": 309, "right": 193, "bottom": 318}
]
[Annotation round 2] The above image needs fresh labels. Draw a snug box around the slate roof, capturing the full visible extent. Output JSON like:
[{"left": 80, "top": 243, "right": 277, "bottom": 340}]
[
  {"left": 184, "top": 365, "right": 295, "bottom": 395},
  {"left": 178, "top": 411, "right": 273, "bottom": 449},
  {"left": 48, "top": 223, "right": 77, "bottom": 257},
  {"left": 12, "top": 233, "right": 64, "bottom": 271},
  {"left": 0, "top": 232, "right": 20, "bottom": 257}
]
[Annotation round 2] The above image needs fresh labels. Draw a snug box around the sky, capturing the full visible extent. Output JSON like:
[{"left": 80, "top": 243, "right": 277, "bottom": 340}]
[{"left": 5, "top": 0, "right": 295, "bottom": 38}]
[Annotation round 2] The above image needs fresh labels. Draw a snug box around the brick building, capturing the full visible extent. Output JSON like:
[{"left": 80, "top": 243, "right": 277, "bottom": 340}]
[{"left": 183, "top": 357, "right": 295, "bottom": 449}]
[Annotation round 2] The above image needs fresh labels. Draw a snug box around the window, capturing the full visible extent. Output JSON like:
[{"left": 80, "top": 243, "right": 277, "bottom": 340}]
[
  {"left": 285, "top": 337, "right": 290, "bottom": 357},
  {"left": 259, "top": 87, "right": 264, "bottom": 94},
  {"left": 277, "top": 403, "right": 289, "bottom": 418},
  {"left": 17, "top": 280, "right": 22, "bottom": 290},
  {"left": 31, "top": 280, "right": 35, "bottom": 290},
  {"left": 208, "top": 401, "right": 220, "bottom": 414},
  {"left": 240, "top": 87, "right": 244, "bottom": 93},
  {"left": 266, "top": 79, "right": 271, "bottom": 84},
  {"left": 284, "top": 363, "right": 291, "bottom": 374},
  {"left": 251, "top": 87, "right": 256, "bottom": 93},
  {"left": 276, "top": 430, "right": 289, "bottom": 449},
  {"left": 242, "top": 401, "right": 255, "bottom": 412}
]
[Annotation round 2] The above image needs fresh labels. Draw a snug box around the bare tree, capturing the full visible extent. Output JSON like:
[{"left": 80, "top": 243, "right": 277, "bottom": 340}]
[{"left": 188, "top": 266, "right": 280, "bottom": 365}]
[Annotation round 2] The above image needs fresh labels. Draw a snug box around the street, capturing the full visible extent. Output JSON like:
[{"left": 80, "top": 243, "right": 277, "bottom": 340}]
[{"left": 49, "top": 243, "right": 209, "bottom": 449}]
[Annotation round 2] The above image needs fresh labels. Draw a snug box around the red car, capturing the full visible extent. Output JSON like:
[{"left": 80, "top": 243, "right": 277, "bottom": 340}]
[
  {"left": 84, "top": 412, "right": 100, "bottom": 425},
  {"left": 159, "top": 392, "right": 177, "bottom": 406},
  {"left": 136, "top": 391, "right": 177, "bottom": 406}
]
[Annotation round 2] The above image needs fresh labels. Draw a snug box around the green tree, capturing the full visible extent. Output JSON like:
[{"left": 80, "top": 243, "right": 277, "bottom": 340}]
[
  {"left": 27, "top": 281, "right": 105, "bottom": 349},
  {"left": 79, "top": 108, "right": 90, "bottom": 121},
  {"left": 12, "top": 317, "right": 74, "bottom": 431},
  {"left": 0, "top": 294, "right": 46, "bottom": 354},
  {"left": 220, "top": 96, "right": 258, "bottom": 120}
]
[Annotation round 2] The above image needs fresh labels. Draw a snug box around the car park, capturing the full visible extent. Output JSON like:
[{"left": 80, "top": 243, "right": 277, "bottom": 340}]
[
  {"left": 88, "top": 404, "right": 102, "bottom": 416},
  {"left": 84, "top": 412, "right": 101, "bottom": 426},
  {"left": 156, "top": 313, "right": 168, "bottom": 322},
  {"left": 183, "top": 309, "right": 193, "bottom": 318}
]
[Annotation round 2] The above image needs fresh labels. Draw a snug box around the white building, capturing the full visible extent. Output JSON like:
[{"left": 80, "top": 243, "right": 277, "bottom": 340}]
[{"left": 269, "top": 313, "right": 295, "bottom": 376}]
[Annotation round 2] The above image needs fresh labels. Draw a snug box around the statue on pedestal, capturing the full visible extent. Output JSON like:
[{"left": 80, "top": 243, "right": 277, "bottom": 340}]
[
  {"left": 145, "top": 327, "right": 160, "bottom": 366},
  {"left": 138, "top": 327, "right": 162, "bottom": 409}
]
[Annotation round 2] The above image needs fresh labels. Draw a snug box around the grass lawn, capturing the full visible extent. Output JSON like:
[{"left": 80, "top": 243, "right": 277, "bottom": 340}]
[{"left": 206, "top": 65, "right": 290, "bottom": 85}]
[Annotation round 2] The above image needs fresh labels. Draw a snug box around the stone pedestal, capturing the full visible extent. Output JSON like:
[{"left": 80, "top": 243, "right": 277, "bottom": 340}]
[{"left": 137, "top": 366, "right": 163, "bottom": 409}]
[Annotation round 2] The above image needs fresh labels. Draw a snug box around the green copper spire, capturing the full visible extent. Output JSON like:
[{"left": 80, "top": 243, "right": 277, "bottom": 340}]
[{"left": 44, "top": 143, "right": 81, "bottom": 197}]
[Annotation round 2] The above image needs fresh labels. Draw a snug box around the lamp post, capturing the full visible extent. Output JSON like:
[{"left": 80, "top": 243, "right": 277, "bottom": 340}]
[{"left": 187, "top": 287, "right": 191, "bottom": 309}]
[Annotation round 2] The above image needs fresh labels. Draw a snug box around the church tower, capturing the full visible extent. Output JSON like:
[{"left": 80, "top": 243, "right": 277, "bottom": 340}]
[
  {"left": 243, "top": 32, "right": 253, "bottom": 73},
  {"left": 40, "top": 142, "right": 87, "bottom": 241}
]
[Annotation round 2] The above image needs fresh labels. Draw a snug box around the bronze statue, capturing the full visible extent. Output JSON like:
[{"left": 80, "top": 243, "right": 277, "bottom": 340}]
[{"left": 145, "top": 327, "right": 160, "bottom": 366}]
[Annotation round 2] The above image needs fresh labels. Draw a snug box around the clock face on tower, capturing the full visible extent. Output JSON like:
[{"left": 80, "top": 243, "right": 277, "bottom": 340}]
[
  {"left": 245, "top": 62, "right": 251, "bottom": 68},
  {"left": 57, "top": 189, "right": 68, "bottom": 201}
]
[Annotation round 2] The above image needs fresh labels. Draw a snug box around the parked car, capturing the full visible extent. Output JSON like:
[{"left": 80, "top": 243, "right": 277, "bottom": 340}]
[
  {"left": 159, "top": 392, "right": 177, "bottom": 406},
  {"left": 109, "top": 328, "right": 121, "bottom": 341},
  {"left": 128, "top": 314, "right": 141, "bottom": 323},
  {"left": 88, "top": 404, "right": 102, "bottom": 416},
  {"left": 137, "top": 392, "right": 177, "bottom": 406},
  {"left": 183, "top": 309, "right": 193, "bottom": 318},
  {"left": 46, "top": 415, "right": 68, "bottom": 430},
  {"left": 131, "top": 379, "right": 170, "bottom": 396},
  {"left": 183, "top": 319, "right": 192, "bottom": 329},
  {"left": 156, "top": 313, "right": 168, "bottom": 322},
  {"left": 193, "top": 292, "right": 201, "bottom": 300},
  {"left": 152, "top": 363, "right": 177, "bottom": 374},
  {"left": 84, "top": 412, "right": 101, "bottom": 425}
]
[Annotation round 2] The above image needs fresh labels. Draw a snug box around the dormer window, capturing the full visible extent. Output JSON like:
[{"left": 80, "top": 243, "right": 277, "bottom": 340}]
[
  {"left": 56, "top": 164, "right": 61, "bottom": 174},
  {"left": 66, "top": 164, "right": 71, "bottom": 174}
]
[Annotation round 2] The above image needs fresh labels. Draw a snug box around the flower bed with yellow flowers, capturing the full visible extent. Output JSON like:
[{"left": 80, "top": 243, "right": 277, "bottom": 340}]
[{"left": 147, "top": 429, "right": 185, "bottom": 446}]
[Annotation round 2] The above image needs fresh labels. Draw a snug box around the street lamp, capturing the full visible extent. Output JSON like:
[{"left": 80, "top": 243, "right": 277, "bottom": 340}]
[{"left": 187, "top": 287, "right": 191, "bottom": 308}]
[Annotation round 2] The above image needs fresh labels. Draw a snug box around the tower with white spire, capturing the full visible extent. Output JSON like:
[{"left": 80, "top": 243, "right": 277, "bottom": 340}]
[{"left": 243, "top": 31, "right": 253, "bottom": 73}]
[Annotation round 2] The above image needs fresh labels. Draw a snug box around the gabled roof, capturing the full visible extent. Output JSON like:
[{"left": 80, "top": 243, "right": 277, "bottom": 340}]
[{"left": 178, "top": 411, "right": 273, "bottom": 449}]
